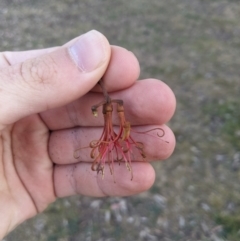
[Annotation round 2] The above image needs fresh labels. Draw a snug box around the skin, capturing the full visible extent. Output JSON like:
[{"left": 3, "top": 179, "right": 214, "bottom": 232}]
[{"left": 0, "top": 31, "right": 176, "bottom": 238}]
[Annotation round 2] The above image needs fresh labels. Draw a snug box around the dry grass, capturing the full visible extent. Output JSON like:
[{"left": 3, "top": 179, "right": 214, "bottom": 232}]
[{"left": 1, "top": 0, "right": 240, "bottom": 240}]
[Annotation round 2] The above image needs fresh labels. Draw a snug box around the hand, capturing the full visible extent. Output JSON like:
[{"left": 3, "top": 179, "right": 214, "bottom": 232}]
[{"left": 0, "top": 30, "right": 175, "bottom": 238}]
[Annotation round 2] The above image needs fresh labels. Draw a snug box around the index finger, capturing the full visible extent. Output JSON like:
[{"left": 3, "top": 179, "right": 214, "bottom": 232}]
[{"left": 41, "top": 79, "right": 176, "bottom": 130}]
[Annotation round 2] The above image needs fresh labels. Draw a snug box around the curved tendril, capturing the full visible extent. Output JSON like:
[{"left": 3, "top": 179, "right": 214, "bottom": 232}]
[
  {"left": 133, "top": 127, "right": 165, "bottom": 138},
  {"left": 156, "top": 128, "right": 165, "bottom": 137},
  {"left": 74, "top": 145, "right": 92, "bottom": 159},
  {"left": 74, "top": 150, "right": 80, "bottom": 159},
  {"left": 90, "top": 140, "right": 100, "bottom": 148},
  {"left": 90, "top": 147, "right": 98, "bottom": 159},
  {"left": 91, "top": 158, "right": 100, "bottom": 171},
  {"left": 90, "top": 140, "right": 111, "bottom": 148}
]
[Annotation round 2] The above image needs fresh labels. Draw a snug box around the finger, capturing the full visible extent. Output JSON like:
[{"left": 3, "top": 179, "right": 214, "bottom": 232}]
[
  {"left": 41, "top": 79, "right": 176, "bottom": 130},
  {"left": 93, "top": 46, "right": 140, "bottom": 92},
  {"left": 49, "top": 124, "right": 175, "bottom": 165},
  {"left": 54, "top": 162, "right": 155, "bottom": 198},
  {"left": 1, "top": 45, "right": 139, "bottom": 93},
  {"left": 0, "top": 30, "right": 111, "bottom": 129}
]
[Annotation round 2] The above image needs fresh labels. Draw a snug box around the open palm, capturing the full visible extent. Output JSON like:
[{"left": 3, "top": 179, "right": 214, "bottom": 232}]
[{"left": 0, "top": 31, "right": 175, "bottom": 238}]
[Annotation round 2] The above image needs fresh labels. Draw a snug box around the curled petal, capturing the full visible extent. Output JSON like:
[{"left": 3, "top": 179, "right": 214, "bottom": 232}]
[{"left": 132, "top": 127, "right": 166, "bottom": 140}]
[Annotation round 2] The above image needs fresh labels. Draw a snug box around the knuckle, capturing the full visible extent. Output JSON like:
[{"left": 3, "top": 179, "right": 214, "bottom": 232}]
[{"left": 20, "top": 55, "right": 58, "bottom": 89}]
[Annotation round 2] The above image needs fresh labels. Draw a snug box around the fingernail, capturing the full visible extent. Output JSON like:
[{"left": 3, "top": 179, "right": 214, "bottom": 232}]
[{"left": 68, "top": 30, "right": 107, "bottom": 72}]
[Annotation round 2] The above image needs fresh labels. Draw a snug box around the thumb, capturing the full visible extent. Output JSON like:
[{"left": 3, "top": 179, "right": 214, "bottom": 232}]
[{"left": 0, "top": 30, "right": 111, "bottom": 128}]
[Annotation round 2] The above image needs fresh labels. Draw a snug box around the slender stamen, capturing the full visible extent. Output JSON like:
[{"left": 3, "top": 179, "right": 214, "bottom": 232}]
[{"left": 74, "top": 80, "right": 168, "bottom": 181}]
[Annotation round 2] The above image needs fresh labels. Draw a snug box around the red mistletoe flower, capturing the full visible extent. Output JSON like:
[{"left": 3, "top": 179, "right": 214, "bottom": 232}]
[{"left": 74, "top": 81, "right": 166, "bottom": 181}]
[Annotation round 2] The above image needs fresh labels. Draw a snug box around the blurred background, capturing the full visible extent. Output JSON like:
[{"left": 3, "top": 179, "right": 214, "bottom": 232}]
[{"left": 1, "top": 0, "right": 240, "bottom": 240}]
